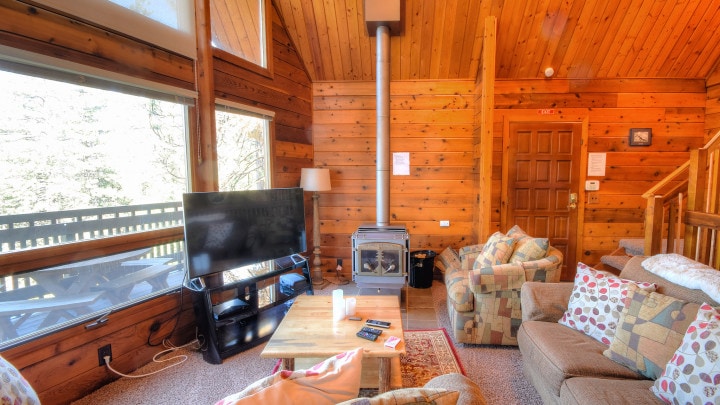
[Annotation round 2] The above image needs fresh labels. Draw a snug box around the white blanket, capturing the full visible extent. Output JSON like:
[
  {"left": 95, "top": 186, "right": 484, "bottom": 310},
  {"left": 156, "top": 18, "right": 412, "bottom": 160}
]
[{"left": 642, "top": 254, "right": 720, "bottom": 303}]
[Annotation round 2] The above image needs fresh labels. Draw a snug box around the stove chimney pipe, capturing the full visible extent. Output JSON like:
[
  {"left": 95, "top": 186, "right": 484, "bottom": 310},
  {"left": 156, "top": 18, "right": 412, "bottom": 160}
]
[{"left": 376, "top": 24, "right": 390, "bottom": 227}]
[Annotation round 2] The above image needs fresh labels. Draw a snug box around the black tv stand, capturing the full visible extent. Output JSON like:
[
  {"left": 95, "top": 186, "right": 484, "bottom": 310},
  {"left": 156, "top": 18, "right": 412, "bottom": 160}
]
[{"left": 186, "top": 255, "right": 312, "bottom": 364}]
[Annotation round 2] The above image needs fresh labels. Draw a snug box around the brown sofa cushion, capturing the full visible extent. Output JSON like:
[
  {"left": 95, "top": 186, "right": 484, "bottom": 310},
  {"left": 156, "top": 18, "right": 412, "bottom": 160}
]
[
  {"left": 619, "top": 257, "right": 719, "bottom": 306},
  {"left": 517, "top": 321, "right": 645, "bottom": 397},
  {"left": 560, "top": 378, "right": 660, "bottom": 405}
]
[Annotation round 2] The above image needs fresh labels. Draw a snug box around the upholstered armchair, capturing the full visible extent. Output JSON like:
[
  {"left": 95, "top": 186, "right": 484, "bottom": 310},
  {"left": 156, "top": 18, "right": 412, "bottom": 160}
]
[{"left": 437, "top": 226, "right": 563, "bottom": 345}]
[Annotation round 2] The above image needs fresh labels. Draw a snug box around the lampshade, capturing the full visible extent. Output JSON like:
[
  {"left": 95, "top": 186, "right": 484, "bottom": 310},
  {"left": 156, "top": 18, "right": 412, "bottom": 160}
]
[{"left": 300, "top": 168, "right": 332, "bottom": 191}]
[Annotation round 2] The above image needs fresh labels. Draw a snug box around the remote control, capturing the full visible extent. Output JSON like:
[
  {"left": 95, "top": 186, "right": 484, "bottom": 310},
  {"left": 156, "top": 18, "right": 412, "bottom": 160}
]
[
  {"left": 348, "top": 316, "right": 362, "bottom": 321},
  {"left": 356, "top": 330, "right": 379, "bottom": 341},
  {"left": 366, "top": 319, "right": 391, "bottom": 329},
  {"left": 361, "top": 326, "right": 383, "bottom": 335}
]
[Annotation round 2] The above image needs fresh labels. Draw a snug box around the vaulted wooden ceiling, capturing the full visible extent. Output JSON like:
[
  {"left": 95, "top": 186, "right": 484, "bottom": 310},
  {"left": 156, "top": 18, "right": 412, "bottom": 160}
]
[{"left": 271, "top": 0, "right": 720, "bottom": 82}]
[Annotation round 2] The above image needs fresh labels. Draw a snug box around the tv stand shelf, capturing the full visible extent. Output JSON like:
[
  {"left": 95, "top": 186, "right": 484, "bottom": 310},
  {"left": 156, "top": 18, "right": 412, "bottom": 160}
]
[{"left": 187, "top": 254, "right": 313, "bottom": 364}]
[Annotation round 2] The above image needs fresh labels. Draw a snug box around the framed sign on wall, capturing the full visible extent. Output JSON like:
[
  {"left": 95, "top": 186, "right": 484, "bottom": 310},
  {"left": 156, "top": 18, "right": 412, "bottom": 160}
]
[{"left": 629, "top": 128, "right": 652, "bottom": 146}]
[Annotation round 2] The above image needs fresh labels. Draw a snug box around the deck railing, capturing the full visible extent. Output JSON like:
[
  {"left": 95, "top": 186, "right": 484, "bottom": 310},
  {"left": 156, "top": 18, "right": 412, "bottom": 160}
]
[{"left": 0, "top": 201, "right": 183, "bottom": 253}]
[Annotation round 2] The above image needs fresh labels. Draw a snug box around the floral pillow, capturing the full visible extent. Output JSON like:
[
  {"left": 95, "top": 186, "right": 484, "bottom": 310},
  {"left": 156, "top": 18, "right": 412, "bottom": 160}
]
[
  {"left": 0, "top": 354, "right": 39, "bottom": 405},
  {"left": 215, "top": 348, "right": 363, "bottom": 405},
  {"left": 652, "top": 303, "right": 720, "bottom": 404},
  {"left": 473, "top": 232, "right": 516, "bottom": 269},
  {"left": 558, "top": 263, "right": 657, "bottom": 345}
]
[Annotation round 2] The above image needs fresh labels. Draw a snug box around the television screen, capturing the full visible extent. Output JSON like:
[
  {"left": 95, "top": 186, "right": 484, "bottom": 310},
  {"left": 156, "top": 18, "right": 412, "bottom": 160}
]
[{"left": 182, "top": 188, "right": 307, "bottom": 280}]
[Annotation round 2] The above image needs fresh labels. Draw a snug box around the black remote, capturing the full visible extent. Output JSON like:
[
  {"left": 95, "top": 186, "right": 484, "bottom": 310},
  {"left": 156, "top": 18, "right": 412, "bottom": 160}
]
[
  {"left": 361, "top": 326, "right": 383, "bottom": 335},
  {"left": 366, "top": 319, "right": 391, "bottom": 329},
  {"left": 356, "top": 330, "right": 379, "bottom": 341}
]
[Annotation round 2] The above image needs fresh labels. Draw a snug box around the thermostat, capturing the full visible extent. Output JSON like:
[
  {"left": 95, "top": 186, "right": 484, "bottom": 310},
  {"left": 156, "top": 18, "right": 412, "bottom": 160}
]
[{"left": 585, "top": 180, "right": 600, "bottom": 191}]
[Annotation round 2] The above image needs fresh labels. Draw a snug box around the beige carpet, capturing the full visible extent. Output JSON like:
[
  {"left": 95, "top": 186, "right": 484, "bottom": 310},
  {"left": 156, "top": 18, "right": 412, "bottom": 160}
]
[{"left": 72, "top": 282, "right": 542, "bottom": 404}]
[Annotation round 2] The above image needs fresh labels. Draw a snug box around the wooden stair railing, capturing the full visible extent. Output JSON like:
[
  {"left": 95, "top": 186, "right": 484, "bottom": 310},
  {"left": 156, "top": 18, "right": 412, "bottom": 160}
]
[
  {"left": 643, "top": 130, "right": 720, "bottom": 269},
  {"left": 642, "top": 162, "right": 689, "bottom": 257}
]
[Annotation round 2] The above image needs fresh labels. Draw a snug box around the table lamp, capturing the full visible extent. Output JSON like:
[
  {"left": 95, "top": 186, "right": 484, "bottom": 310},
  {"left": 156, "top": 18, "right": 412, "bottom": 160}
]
[{"left": 300, "top": 168, "right": 331, "bottom": 286}]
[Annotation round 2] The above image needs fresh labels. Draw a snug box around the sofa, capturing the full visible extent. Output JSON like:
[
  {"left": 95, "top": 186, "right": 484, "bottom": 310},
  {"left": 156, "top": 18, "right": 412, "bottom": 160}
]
[
  {"left": 437, "top": 226, "right": 563, "bottom": 345},
  {"left": 518, "top": 255, "right": 720, "bottom": 405}
]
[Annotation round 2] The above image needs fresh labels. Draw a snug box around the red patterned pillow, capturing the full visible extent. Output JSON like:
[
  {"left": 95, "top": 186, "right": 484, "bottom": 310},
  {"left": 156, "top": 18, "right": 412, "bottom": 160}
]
[
  {"left": 558, "top": 263, "right": 657, "bottom": 345},
  {"left": 652, "top": 303, "right": 720, "bottom": 403}
]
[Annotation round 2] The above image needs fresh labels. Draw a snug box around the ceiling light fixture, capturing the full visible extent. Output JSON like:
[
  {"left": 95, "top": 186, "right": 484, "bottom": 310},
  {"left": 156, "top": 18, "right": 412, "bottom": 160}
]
[{"left": 544, "top": 67, "right": 555, "bottom": 78}]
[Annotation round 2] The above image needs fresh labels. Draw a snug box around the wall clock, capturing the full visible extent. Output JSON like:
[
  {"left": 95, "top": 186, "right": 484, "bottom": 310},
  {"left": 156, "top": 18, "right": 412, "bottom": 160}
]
[{"left": 629, "top": 128, "right": 652, "bottom": 146}]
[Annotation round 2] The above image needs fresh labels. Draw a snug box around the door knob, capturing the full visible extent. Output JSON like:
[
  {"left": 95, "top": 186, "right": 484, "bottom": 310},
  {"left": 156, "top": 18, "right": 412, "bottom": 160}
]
[{"left": 568, "top": 193, "right": 578, "bottom": 210}]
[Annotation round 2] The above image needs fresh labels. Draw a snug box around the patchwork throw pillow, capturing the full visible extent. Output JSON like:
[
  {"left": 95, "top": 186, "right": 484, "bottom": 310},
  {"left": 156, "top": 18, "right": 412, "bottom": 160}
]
[
  {"left": 473, "top": 232, "right": 516, "bottom": 269},
  {"left": 337, "top": 388, "right": 459, "bottom": 405},
  {"left": 505, "top": 225, "right": 549, "bottom": 263},
  {"left": 214, "top": 348, "right": 363, "bottom": 405},
  {"left": 603, "top": 285, "right": 700, "bottom": 380},
  {"left": 652, "top": 303, "right": 720, "bottom": 404},
  {"left": 558, "top": 263, "right": 657, "bottom": 345}
]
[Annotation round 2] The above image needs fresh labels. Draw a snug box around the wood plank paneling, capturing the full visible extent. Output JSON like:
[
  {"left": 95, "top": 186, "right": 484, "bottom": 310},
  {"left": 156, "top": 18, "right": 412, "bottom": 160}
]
[
  {"left": 312, "top": 80, "right": 475, "bottom": 276},
  {"left": 273, "top": 0, "right": 720, "bottom": 82},
  {"left": 0, "top": 3, "right": 313, "bottom": 403},
  {"left": 495, "top": 78, "right": 706, "bottom": 275}
]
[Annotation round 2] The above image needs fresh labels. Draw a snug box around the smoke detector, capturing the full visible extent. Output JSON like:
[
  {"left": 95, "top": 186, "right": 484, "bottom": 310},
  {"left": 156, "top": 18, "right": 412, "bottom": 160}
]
[{"left": 544, "top": 67, "right": 555, "bottom": 78}]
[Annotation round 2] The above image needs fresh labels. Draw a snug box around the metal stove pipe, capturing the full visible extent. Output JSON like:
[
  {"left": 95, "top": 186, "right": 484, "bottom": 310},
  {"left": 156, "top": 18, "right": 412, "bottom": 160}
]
[{"left": 376, "top": 24, "right": 390, "bottom": 227}]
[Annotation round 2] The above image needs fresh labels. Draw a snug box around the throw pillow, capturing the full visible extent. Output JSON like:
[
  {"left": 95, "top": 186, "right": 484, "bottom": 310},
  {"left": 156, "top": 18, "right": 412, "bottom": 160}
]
[
  {"left": 0, "top": 354, "right": 39, "bottom": 405},
  {"left": 473, "top": 232, "right": 516, "bottom": 269},
  {"left": 337, "top": 388, "right": 459, "bottom": 405},
  {"left": 505, "top": 224, "right": 549, "bottom": 263},
  {"left": 558, "top": 263, "right": 657, "bottom": 345},
  {"left": 214, "top": 348, "right": 363, "bottom": 405},
  {"left": 603, "top": 285, "right": 700, "bottom": 380},
  {"left": 652, "top": 303, "right": 720, "bottom": 404}
]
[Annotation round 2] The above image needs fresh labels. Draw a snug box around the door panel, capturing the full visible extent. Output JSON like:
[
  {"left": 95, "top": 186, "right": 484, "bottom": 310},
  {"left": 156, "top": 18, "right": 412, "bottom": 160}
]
[{"left": 505, "top": 123, "right": 581, "bottom": 280}]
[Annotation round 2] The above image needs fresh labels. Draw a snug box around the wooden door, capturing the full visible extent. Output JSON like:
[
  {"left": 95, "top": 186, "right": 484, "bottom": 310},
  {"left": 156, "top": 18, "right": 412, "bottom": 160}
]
[{"left": 504, "top": 122, "right": 581, "bottom": 280}]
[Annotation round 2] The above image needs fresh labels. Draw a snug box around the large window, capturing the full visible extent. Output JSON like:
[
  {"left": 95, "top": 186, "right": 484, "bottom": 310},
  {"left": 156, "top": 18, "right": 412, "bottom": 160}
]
[
  {"left": 216, "top": 106, "right": 271, "bottom": 192},
  {"left": 210, "top": 0, "right": 268, "bottom": 69},
  {"left": 0, "top": 67, "right": 190, "bottom": 347}
]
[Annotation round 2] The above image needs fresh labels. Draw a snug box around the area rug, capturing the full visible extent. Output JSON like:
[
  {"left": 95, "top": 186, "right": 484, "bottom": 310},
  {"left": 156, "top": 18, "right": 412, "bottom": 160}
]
[{"left": 400, "top": 328, "right": 464, "bottom": 388}]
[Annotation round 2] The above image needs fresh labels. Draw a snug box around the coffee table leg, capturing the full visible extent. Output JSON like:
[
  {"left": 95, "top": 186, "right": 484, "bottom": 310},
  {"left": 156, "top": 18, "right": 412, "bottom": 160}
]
[
  {"left": 378, "top": 357, "right": 390, "bottom": 393},
  {"left": 281, "top": 358, "right": 294, "bottom": 371}
]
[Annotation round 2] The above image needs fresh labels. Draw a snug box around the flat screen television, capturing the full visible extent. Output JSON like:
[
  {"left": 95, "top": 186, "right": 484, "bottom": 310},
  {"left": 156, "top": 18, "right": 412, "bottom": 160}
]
[{"left": 182, "top": 188, "right": 307, "bottom": 280}]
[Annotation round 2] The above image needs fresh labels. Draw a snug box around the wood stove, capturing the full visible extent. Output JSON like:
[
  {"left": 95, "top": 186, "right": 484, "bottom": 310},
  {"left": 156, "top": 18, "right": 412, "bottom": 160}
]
[{"left": 351, "top": 224, "right": 409, "bottom": 291}]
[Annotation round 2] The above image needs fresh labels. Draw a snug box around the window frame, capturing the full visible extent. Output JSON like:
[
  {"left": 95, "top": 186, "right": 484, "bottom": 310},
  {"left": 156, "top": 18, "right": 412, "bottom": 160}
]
[{"left": 0, "top": 55, "right": 193, "bottom": 277}]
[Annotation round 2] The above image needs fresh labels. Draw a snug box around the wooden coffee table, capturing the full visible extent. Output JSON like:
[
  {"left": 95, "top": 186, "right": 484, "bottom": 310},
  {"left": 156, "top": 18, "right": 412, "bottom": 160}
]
[{"left": 260, "top": 294, "right": 405, "bottom": 393}]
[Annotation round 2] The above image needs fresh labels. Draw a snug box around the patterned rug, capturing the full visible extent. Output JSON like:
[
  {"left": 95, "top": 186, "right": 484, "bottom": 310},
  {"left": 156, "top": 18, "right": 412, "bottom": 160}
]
[{"left": 400, "top": 328, "right": 465, "bottom": 387}]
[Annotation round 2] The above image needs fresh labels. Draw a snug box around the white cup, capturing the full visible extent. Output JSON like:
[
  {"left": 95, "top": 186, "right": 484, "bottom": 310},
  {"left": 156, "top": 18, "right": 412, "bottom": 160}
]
[{"left": 345, "top": 297, "right": 356, "bottom": 317}]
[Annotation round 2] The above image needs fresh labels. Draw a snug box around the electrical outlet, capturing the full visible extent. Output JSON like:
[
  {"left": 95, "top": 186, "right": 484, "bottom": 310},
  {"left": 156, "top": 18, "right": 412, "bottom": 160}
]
[
  {"left": 98, "top": 344, "right": 112, "bottom": 366},
  {"left": 588, "top": 192, "right": 600, "bottom": 204},
  {"left": 439, "top": 220, "right": 450, "bottom": 227}
]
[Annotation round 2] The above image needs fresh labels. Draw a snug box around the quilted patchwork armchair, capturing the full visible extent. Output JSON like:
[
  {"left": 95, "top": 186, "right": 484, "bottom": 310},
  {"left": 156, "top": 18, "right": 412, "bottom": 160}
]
[{"left": 436, "top": 226, "right": 563, "bottom": 345}]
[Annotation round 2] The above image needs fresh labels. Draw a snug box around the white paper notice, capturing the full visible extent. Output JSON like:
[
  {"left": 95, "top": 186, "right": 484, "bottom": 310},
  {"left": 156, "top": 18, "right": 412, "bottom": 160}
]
[
  {"left": 393, "top": 152, "right": 410, "bottom": 175},
  {"left": 588, "top": 153, "right": 606, "bottom": 176}
]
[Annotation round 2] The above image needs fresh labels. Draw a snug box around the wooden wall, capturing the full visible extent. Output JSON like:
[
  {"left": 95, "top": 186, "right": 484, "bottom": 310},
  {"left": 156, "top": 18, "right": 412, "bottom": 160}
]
[
  {"left": 312, "top": 80, "right": 477, "bottom": 276},
  {"left": 0, "top": 2, "right": 312, "bottom": 404},
  {"left": 214, "top": 9, "right": 313, "bottom": 188},
  {"left": 312, "top": 78, "right": 708, "bottom": 279},
  {"left": 494, "top": 78, "right": 706, "bottom": 272}
]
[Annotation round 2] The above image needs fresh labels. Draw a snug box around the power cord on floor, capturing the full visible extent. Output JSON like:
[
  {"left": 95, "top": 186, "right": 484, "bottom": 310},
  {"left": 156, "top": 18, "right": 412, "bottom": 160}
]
[{"left": 102, "top": 338, "right": 200, "bottom": 379}]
